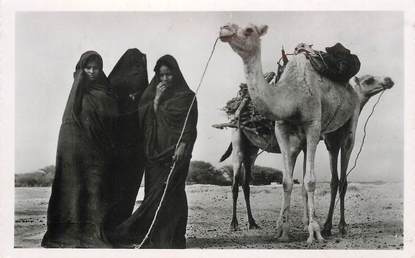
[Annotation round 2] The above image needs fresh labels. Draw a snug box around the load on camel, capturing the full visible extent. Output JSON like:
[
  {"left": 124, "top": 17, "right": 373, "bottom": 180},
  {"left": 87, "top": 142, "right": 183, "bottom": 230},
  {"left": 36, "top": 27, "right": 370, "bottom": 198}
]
[{"left": 217, "top": 23, "right": 394, "bottom": 243}]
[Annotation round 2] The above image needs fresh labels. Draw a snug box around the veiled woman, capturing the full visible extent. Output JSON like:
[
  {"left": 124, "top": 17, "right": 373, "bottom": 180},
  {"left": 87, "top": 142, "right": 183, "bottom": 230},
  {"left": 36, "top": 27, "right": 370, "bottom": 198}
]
[
  {"left": 104, "top": 49, "right": 148, "bottom": 231},
  {"left": 106, "top": 55, "right": 198, "bottom": 248},
  {"left": 42, "top": 51, "right": 118, "bottom": 248}
]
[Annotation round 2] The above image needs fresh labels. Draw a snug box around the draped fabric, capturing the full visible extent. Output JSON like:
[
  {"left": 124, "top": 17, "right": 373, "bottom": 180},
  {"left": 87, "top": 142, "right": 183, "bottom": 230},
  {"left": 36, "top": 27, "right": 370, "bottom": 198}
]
[
  {"left": 106, "top": 55, "right": 198, "bottom": 248},
  {"left": 42, "top": 51, "right": 118, "bottom": 248},
  {"left": 105, "top": 49, "right": 148, "bottom": 231}
]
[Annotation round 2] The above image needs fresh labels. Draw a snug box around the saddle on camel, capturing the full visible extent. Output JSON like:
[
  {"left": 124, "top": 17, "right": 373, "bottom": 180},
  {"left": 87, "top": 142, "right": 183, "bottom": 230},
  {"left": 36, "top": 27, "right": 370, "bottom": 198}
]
[{"left": 212, "top": 42, "right": 361, "bottom": 151}]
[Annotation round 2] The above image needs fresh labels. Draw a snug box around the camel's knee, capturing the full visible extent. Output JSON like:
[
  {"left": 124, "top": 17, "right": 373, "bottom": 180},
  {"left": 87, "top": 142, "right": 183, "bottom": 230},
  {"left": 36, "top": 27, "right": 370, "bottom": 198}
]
[
  {"left": 283, "top": 178, "right": 293, "bottom": 192},
  {"left": 330, "top": 177, "right": 339, "bottom": 190},
  {"left": 242, "top": 175, "right": 250, "bottom": 188},
  {"left": 339, "top": 180, "right": 348, "bottom": 197},
  {"left": 301, "top": 184, "right": 307, "bottom": 196},
  {"left": 232, "top": 178, "right": 239, "bottom": 189},
  {"left": 304, "top": 177, "right": 316, "bottom": 192}
]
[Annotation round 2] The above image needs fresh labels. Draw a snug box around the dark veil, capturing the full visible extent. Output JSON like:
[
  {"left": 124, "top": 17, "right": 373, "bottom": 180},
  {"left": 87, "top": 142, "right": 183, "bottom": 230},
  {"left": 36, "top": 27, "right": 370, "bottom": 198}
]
[{"left": 104, "top": 49, "right": 149, "bottom": 231}]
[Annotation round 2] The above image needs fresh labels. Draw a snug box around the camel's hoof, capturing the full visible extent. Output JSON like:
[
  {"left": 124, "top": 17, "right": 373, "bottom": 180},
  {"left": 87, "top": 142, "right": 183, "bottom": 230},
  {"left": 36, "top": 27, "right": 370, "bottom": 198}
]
[
  {"left": 321, "top": 228, "right": 332, "bottom": 237},
  {"left": 315, "top": 232, "right": 325, "bottom": 243},
  {"left": 278, "top": 234, "right": 290, "bottom": 242},
  {"left": 276, "top": 222, "right": 290, "bottom": 241},
  {"left": 249, "top": 222, "right": 261, "bottom": 230},
  {"left": 338, "top": 223, "right": 348, "bottom": 237},
  {"left": 275, "top": 226, "right": 283, "bottom": 238},
  {"left": 307, "top": 221, "right": 324, "bottom": 244},
  {"left": 230, "top": 221, "right": 240, "bottom": 231}
]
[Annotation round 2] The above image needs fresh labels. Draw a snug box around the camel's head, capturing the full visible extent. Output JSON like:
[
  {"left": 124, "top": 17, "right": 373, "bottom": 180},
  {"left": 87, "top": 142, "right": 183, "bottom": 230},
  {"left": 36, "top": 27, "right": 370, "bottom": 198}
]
[
  {"left": 352, "top": 75, "right": 394, "bottom": 98},
  {"left": 219, "top": 23, "right": 268, "bottom": 59}
]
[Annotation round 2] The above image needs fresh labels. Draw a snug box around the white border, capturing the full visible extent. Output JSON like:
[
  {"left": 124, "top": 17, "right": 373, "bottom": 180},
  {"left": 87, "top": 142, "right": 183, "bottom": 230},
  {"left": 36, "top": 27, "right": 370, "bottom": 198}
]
[{"left": 1, "top": 0, "right": 414, "bottom": 257}]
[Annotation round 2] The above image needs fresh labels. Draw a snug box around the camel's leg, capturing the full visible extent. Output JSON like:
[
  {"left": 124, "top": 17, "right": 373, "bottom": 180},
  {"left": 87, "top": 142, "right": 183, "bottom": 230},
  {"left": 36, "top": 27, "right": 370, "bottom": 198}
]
[
  {"left": 322, "top": 133, "right": 341, "bottom": 237},
  {"left": 230, "top": 129, "right": 243, "bottom": 231},
  {"left": 301, "top": 149, "right": 309, "bottom": 231},
  {"left": 335, "top": 116, "right": 358, "bottom": 237},
  {"left": 274, "top": 122, "right": 301, "bottom": 242},
  {"left": 338, "top": 131, "right": 356, "bottom": 236},
  {"left": 242, "top": 144, "right": 260, "bottom": 229},
  {"left": 304, "top": 122, "right": 325, "bottom": 244}
]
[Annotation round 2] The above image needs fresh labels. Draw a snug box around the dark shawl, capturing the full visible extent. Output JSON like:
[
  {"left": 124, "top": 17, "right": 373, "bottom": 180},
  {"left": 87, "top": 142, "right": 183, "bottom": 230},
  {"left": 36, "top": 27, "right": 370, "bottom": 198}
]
[
  {"left": 42, "top": 51, "right": 118, "bottom": 248},
  {"left": 104, "top": 49, "right": 148, "bottom": 231},
  {"left": 106, "top": 55, "right": 198, "bottom": 248}
]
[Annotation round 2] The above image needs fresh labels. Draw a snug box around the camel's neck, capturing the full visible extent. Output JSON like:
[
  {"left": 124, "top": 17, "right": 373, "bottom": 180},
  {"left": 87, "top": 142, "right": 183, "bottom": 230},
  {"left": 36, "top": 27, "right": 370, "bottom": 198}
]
[
  {"left": 359, "top": 96, "right": 370, "bottom": 112},
  {"left": 242, "top": 48, "right": 277, "bottom": 116},
  {"left": 353, "top": 85, "right": 373, "bottom": 113}
]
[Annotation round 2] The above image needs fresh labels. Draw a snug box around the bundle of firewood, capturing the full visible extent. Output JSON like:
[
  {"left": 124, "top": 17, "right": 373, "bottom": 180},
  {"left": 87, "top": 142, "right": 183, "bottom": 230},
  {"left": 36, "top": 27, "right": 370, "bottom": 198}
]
[{"left": 222, "top": 91, "right": 274, "bottom": 135}]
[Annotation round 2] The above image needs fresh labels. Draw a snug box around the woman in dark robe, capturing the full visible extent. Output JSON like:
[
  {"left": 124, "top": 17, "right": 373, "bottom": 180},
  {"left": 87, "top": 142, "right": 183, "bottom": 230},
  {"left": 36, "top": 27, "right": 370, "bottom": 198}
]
[
  {"left": 104, "top": 49, "right": 148, "bottom": 231},
  {"left": 105, "top": 54, "right": 198, "bottom": 249},
  {"left": 41, "top": 51, "right": 118, "bottom": 248}
]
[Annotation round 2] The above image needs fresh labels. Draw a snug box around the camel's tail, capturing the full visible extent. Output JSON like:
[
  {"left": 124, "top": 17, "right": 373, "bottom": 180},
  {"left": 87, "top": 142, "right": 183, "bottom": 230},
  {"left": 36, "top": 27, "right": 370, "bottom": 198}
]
[{"left": 219, "top": 143, "right": 233, "bottom": 162}]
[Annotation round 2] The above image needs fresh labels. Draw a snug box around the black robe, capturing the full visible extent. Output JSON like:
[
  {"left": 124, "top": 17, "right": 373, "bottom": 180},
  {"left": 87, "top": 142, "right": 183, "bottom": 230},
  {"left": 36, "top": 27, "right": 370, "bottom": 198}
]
[
  {"left": 106, "top": 55, "right": 198, "bottom": 248},
  {"left": 41, "top": 51, "right": 118, "bottom": 248},
  {"left": 104, "top": 49, "right": 148, "bottom": 231}
]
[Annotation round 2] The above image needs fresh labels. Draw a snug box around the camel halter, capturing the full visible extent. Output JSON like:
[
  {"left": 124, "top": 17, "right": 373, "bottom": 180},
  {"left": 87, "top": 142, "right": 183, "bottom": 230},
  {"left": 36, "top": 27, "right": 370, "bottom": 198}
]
[{"left": 136, "top": 37, "right": 219, "bottom": 248}]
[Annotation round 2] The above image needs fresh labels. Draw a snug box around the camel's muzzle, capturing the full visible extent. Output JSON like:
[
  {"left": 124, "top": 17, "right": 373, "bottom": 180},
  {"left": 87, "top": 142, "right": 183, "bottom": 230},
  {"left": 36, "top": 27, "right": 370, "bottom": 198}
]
[{"left": 382, "top": 77, "right": 394, "bottom": 89}]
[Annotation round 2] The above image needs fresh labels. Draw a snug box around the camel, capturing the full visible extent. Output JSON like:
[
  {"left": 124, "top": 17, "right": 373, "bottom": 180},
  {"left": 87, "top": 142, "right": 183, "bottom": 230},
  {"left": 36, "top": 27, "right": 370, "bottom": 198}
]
[
  {"left": 218, "top": 75, "right": 394, "bottom": 235},
  {"left": 218, "top": 23, "right": 393, "bottom": 243}
]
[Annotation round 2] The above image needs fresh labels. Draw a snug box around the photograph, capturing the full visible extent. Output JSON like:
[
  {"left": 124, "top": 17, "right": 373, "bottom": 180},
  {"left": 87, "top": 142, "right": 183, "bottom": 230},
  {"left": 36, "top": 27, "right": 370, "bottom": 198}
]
[
  {"left": 12, "top": 11, "right": 404, "bottom": 250},
  {"left": 1, "top": 2, "right": 413, "bottom": 257}
]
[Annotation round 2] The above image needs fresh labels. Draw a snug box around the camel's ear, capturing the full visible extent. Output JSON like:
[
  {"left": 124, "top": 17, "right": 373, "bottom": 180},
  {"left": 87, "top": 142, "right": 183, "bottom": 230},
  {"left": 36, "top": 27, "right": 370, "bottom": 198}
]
[{"left": 256, "top": 25, "right": 268, "bottom": 36}]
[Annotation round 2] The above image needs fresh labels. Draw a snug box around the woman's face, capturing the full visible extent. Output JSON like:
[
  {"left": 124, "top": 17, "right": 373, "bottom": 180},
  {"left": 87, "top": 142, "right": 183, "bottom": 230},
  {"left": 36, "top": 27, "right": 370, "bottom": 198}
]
[
  {"left": 159, "top": 65, "right": 174, "bottom": 88},
  {"left": 83, "top": 60, "right": 100, "bottom": 81}
]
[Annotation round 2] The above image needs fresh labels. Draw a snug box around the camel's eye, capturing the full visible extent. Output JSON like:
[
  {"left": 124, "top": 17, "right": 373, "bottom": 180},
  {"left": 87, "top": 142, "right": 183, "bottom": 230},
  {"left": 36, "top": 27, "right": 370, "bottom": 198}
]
[
  {"left": 364, "top": 76, "right": 375, "bottom": 85},
  {"left": 244, "top": 27, "right": 254, "bottom": 36}
]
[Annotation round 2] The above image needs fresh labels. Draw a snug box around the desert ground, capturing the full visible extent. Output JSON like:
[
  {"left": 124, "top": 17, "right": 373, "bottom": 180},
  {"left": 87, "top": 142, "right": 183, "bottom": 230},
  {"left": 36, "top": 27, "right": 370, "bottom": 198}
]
[{"left": 15, "top": 182, "right": 403, "bottom": 249}]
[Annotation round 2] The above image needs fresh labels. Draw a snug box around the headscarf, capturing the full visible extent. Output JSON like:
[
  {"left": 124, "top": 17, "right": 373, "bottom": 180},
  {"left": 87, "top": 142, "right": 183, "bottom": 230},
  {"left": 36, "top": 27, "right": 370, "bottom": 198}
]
[
  {"left": 139, "top": 55, "right": 192, "bottom": 104},
  {"left": 62, "top": 51, "right": 112, "bottom": 124},
  {"left": 108, "top": 48, "right": 148, "bottom": 113}
]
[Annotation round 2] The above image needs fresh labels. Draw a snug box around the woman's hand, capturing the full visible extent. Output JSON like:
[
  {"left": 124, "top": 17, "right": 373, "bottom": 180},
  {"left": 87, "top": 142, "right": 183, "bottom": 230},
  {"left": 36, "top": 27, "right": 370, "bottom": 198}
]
[
  {"left": 154, "top": 82, "right": 167, "bottom": 111},
  {"left": 155, "top": 81, "right": 168, "bottom": 100},
  {"left": 173, "top": 142, "right": 187, "bottom": 163}
]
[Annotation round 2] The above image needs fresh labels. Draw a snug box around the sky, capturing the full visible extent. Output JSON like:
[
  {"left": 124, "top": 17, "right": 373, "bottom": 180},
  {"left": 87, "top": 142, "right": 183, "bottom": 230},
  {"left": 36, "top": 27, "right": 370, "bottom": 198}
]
[{"left": 15, "top": 11, "right": 403, "bottom": 182}]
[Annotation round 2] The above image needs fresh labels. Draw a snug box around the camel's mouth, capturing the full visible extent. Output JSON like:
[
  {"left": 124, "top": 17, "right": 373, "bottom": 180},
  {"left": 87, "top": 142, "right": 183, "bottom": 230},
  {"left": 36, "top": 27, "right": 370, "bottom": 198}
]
[
  {"left": 219, "top": 34, "right": 234, "bottom": 42},
  {"left": 219, "top": 26, "right": 235, "bottom": 42}
]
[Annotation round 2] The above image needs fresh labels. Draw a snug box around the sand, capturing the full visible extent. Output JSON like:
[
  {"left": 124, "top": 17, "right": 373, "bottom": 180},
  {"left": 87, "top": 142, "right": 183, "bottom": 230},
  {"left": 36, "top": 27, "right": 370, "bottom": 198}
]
[{"left": 15, "top": 182, "right": 403, "bottom": 249}]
